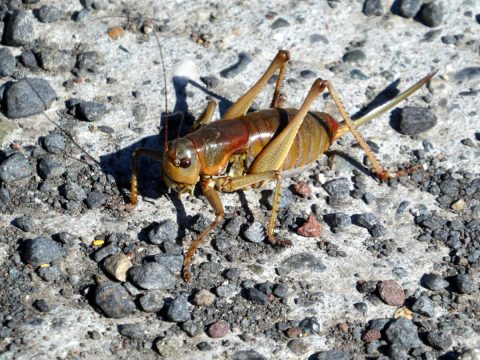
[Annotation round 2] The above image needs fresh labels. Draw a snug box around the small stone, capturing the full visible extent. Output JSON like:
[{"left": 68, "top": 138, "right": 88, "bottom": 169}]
[
  {"left": 279, "top": 253, "right": 326, "bottom": 275},
  {"left": 128, "top": 262, "right": 176, "bottom": 290},
  {"left": 161, "top": 240, "right": 182, "bottom": 255},
  {"left": 323, "top": 178, "right": 350, "bottom": 201},
  {"left": 264, "top": 187, "right": 294, "bottom": 210},
  {"left": 22, "top": 237, "right": 65, "bottom": 266},
  {"left": 363, "top": 329, "right": 381, "bottom": 342},
  {"left": 312, "top": 350, "right": 350, "bottom": 360},
  {"left": 299, "top": 317, "right": 321, "bottom": 335},
  {"left": 78, "top": 101, "right": 106, "bottom": 121},
  {"left": 354, "top": 302, "right": 368, "bottom": 314},
  {"left": 4, "top": 78, "right": 57, "bottom": 119},
  {"left": 60, "top": 182, "right": 87, "bottom": 201},
  {"left": 325, "top": 212, "right": 351, "bottom": 230},
  {"left": 426, "top": 330, "right": 453, "bottom": 350},
  {"left": 398, "top": 106, "right": 437, "bottom": 135},
  {"left": 36, "top": 6, "right": 60, "bottom": 23},
  {"left": 451, "top": 274, "right": 477, "bottom": 294},
  {"left": 139, "top": 290, "right": 164, "bottom": 313},
  {"left": 300, "top": 70, "right": 317, "bottom": 79},
  {"left": 147, "top": 220, "right": 178, "bottom": 245},
  {"left": 245, "top": 287, "right": 269, "bottom": 305},
  {"left": 224, "top": 267, "right": 242, "bottom": 280},
  {"left": 33, "top": 299, "right": 50, "bottom": 312},
  {"left": 385, "top": 317, "right": 421, "bottom": 349},
  {"left": 20, "top": 49, "right": 38, "bottom": 69},
  {"left": 420, "top": 273, "right": 449, "bottom": 291},
  {"left": 377, "top": 280, "right": 405, "bottom": 306},
  {"left": 352, "top": 213, "right": 379, "bottom": 230},
  {"left": 85, "top": 191, "right": 106, "bottom": 209},
  {"left": 37, "top": 48, "right": 76, "bottom": 72},
  {"left": 418, "top": 2, "right": 443, "bottom": 27},
  {"left": 451, "top": 199, "right": 466, "bottom": 211},
  {"left": 0, "top": 47, "right": 16, "bottom": 76},
  {"left": 14, "top": 215, "right": 33, "bottom": 232},
  {"left": 4, "top": 11, "right": 34, "bottom": 46},
  {"left": 117, "top": 323, "right": 149, "bottom": 340},
  {"left": 224, "top": 217, "right": 243, "bottom": 236},
  {"left": 220, "top": 52, "right": 253, "bottom": 78},
  {"left": 270, "top": 18, "right": 290, "bottom": 29},
  {"left": 41, "top": 134, "right": 65, "bottom": 154},
  {"left": 297, "top": 214, "right": 323, "bottom": 237},
  {"left": 287, "top": 338, "right": 309, "bottom": 355},
  {"left": 193, "top": 289, "right": 216, "bottom": 306},
  {"left": 103, "top": 253, "right": 132, "bottom": 282},
  {"left": 37, "top": 156, "right": 64, "bottom": 179},
  {"left": 153, "top": 254, "right": 183, "bottom": 274},
  {"left": 166, "top": 295, "right": 191, "bottom": 322},
  {"left": 76, "top": 51, "right": 97, "bottom": 71},
  {"left": 273, "top": 283, "right": 288, "bottom": 298},
  {"left": 181, "top": 321, "right": 202, "bottom": 337},
  {"left": 370, "top": 224, "right": 386, "bottom": 238},
  {"left": 208, "top": 320, "right": 229, "bottom": 338},
  {"left": 395, "top": 0, "right": 422, "bottom": 18},
  {"left": 0, "top": 153, "right": 31, "bottom": 182},
  {"left": 293, "top": 181, "right": 311, "bottom": 197},
  {"left": 232, "top": 350, "right": 266, "bottom": 360},
  {"left": 286, "top": 326, "right": 303, "bottom": 338},
  {"left": 94, "top": 282, "right": 136, "bottom": 318},
  {"left": 197, "top": 342, "right": 212, "bottom": 351},
  {"left": 363, "top": 0, "right": 383, "bottom": 17},
  {"left": 342, "top": 49, "right": 366, "bottom": 64},
  {"left": 37, "top": 265, "right": 60, "bottom": 281},
  {"left": 243, "top": 221, "right": 265, "bottom": 243},
  {"left": 411, "top": 295, "right": 435, "bottom": 317}
]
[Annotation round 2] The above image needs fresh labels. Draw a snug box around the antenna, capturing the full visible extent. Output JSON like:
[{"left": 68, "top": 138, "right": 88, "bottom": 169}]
[{"left": 153, "top": 30, "right": 169, "bottom": 154}]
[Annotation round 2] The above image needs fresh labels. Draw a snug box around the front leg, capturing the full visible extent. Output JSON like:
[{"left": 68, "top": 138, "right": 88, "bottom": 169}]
[{"left": 183, "top": 178, "right": 224, "bottom": 282}]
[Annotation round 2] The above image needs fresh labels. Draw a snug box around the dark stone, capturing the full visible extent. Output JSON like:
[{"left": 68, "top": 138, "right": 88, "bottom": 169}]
[
  {"left": 311, "top": 350, "right": 350, "bottom": 360},
  {"left": 245, "top": 287, "right": 269, "bottom": 305},
  {"left": 166, "top": 295, "right": 191, "bottom": 322},
  {"left": 139, "top": 290, "right": 164, "bottom": 313},
  {"left": 4, "top": 11, "right": 34, "bottom": 46},
  {"left": 0, "top": 47, "right": 16, "bottom": 76},
  {"left": 14, "top": 215, "right": 33, "bottom": 232},
  {"left": 152, "top": 254, "right": 183, "bottom": 274},
  {"left": 270, "top": 18, "right": 290, "bottom": 29},
  {"left": 394, "top": 0, "right": 422, "bottom": 18},
  {"left": 33, "top": 299, "right": 50, "bottom": 312},
  {"left": 41, "top": 134, "right": 65, "bottom": 154},
  {"left": 426, "top": 330, "right": 452, "bottom": 350},
  {"left": 398, "top": 106, "right": 437, "bottom": 135},
  {"left": 323, "top": 178, "right": 350, "bottom": 201},
  {"left": 232, "top": 350, "right": 266, "bottom": 360},
  {"left": 60, "top": 182, "right": 87, "bottom": 201},
  {"left": 4, "top": 78, "right": 56, "bottom": 119},
  {"left": 418, "top": 2, "right": 443, "bottom": 27},
  {"left": 37, "top": 156, "right": 64, "bottom": 179},
  {"left": 411, "top": 295, "right": 435, "bottom": 317},
  {"left": 94, "top": 282, "right": 136, "bottom": 318},
  {"left": 0, "top": 152, "right": 31, "bottom": 182},
  {"left": 36, "top": 6, "right": 60, "bottom": 23},
  {"left": 38, "top": 48, "right": 75, "bottom": 72},
  {"left": 451, "top": 274, "right": 477, "bottom": 294},
  {"left": 385, "top": 317, "right": 421, "bottom": 349},
  {"left": 76, "top": 51, "right": 97, "bottom": 71},
  {"left": 77, "top": 101, "right": 106, "bottom": 121},
  {"left": 37, "top": 265, "right": 60, "bottom": 281},
  {"left": 342, "top": 50, "right": 366, "bottom": 64},
  {"left": 128, "top": 262, "right": 176, "bottom": 290},
  {"left": 273, "top": 283, "right": 288, "bottom": 298},
  {"left": 147, "top": 220, "right": 178, "bottom": 245},
  {"left": 352, "top": 213, "right": 379, "bottom": 230},
  {"left": 299, "top": 317, "right": 321, "bottom": 334},
  {"left": 363, "top": 0, "right": 383, "bottom": 17},
  {"left": 279, "top": 253, "right": 326, "bottom": 275},
  {"left": 22, "top": 237, "right": 65, "bottom": 266},
  {"left": 20, "top": 49, "right": 38, "bottom": 69},
  {"left": 85, "top": 191, "right": 106, "bottom": 209}
]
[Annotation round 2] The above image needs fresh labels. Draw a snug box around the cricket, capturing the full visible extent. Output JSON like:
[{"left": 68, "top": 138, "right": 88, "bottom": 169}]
[{"left": 127, "top": 49, "right": 436, "bottom": 281}]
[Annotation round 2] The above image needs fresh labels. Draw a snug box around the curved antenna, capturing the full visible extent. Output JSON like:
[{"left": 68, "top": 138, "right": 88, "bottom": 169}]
[{"left": 153, "top": 30, "right": 169, "bottom": 154}]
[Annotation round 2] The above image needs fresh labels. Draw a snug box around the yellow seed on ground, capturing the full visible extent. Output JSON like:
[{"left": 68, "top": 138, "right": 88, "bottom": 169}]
[
  {"left": 92, "top": 239, "right": 105, "bottom": 247},
  {"left": 108, "top": 27, "right": 125, "bottom": 40}
]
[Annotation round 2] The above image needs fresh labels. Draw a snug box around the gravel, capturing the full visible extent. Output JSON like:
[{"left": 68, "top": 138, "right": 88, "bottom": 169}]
[
  {"left": 21, "top": 237, "right": 65, "bottom": 266},
  {"left": 4, "top": 11, "right": 34, "bottom": 46},
  {"left": 0, "top": 152, "right": 31, "bottom": 182},
  {"left": 411, "top": 295, "right": 435, "bottom": 317},
  {"left": 426, "top": 330, "right": 453, "bottom": 350},
  {"left": 14, "top": 215, "right": 34, "bottom": 232},
  {"left": 398, "top": 106, "right": 437, "bottom": 135},
  {"left": 362, "top": 0, "right": 383, "bottom": 17},
  {"left": 128, "top": 262, "right": 176, "bottom": 290},
  {"left": 342, "top": 49, "right": 366, "bottom": 64},
  {"left": 37, "top": 156, "right": 65, "bottom": 179},
  {"left": 394, "top": 0, "right": 422, "bottom": 18},
  {"left": 323, "top": 178, "right": 350, "bottom": 202},
  {"left": 451, "top": 274, "right": 477, "bottom": 294},
  {"left": 385, "top": 317, "right": 421, "bottom": 350},
  {"left": 102, "top": 253, "right": 132, "bottom": 282},
  {"left": 139, "top": 290, "right": 165, "bottom": 313},
  {"left": 77, "top": 101, "right": 106, "bottom": 121},
  {"left": 147, "top": 220, "right": 178, "bottom": 245},
  {"left": 41, "top": 134, "right": 66, "bottom": 154},
  {"left": 85, "top": 191, "right": 106, "bottom": 209},
  {"left": 166, "top": 295, "right": 191, "bottom": 322},
  {"left": 418, "top": 2, "right": 444, "bottom": 27},
  {"left": 60, "top": 182, "right": 87, "bottom": 201},
  {"left": 94, "top": 282, "right": 136, "bottom": 318},
  {"left": 245, "top": 287, "right": 269, "bottom": 305},
  {"left": 36, "top": 6, "right": 60, "bottom": 23},
  {"left": 207, "top": 320, "right": 229, "bottom": 338},
  {"left": 4, "top": 78, "right": 57, "bottom": 119},
  {"left": 299, "top": 317, "right": 321, "bottom": 335},
  {"left": 0, "top": 47, "right": 16, "bottom": 76},
  {"left": 287, "top": 338, "right": 309, "bottom": 355},
  {"left": 192, "top": 289, "right": 216, "bottom": 306},
  {"left": 279, "top": 253, "right": 326, "bottom": 275}
]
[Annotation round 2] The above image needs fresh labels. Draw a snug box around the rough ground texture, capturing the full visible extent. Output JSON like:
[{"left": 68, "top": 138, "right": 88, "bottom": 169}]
[{"left": 0, "top": 0, "right": 479, "bottom": 359}]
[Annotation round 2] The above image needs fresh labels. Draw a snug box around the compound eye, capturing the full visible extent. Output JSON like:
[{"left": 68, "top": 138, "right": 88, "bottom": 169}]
[{"left": 180, "top": 158, "right": 191, "bottom": 168}]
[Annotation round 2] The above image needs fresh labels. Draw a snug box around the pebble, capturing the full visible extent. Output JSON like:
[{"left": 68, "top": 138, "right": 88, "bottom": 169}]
[
  {"left": 0, "top": 153, "right": 31, "bottom": 182},
  {"left": 193, "top": 289, "right": 216, "bottom": 306},
  {"left": 297, "top": 214, "right": 323, "bottom": 237},
  {"left": 362, "top": 0, "right": 383, "bottom": 17},
  {"left": 33, "top": 299, "right": 51, "bottom": 313},
  {"left": 41, "top": 134, "right": 65, "bottom": 154},
  {"left": 139, "top": 290, "right": 164, "bottom": 313},
  {"left": 60, "top": 182, "right": 87, "bottom": 201},
  {"left": 38, "top": 48, "right": 76, "bottom": 72},
  {"left": 243, "top": 221, "right": 265, "bottom": 243},
  {"left": 398, "top": 106, "right": 437, "bottom": 135},
  {"left": 451, "top": 274, "right": 477, "bottom": 294},
  {"left": 197, "top": 342, "right": 212, "bottom": 351},
  {"left": 128, "top": 262, "right": 176, "bottom": 290},
  {"left": 85, "top": 191, "right": 106, "bottom": 209},
  {"left": 215, "top": 283, "right": 239, "bottom": 298},
  {"left": 181, "top": 321, "right": 202, "bottom": 337},
  {"left": 299, "top": 70, "right": 317, "bottom": 79},
  {"left": 394, "top": 0, "right": 422, "bottom": 18},
  {"left": 37, "top": 265, "right": 60, "bottom": 281},
  {"left": 311, "top": 350, "right": 350, "bottom": 360},
  {"left": 117, "top": 323, "right": 149, "bottom": 340},
  {"left": 208, "top": 320, "right": 229, "bottom": 338},
  {"left": 325, "top": 212, "right": 351, "bottom": 231},
  {"left": 377, "top": 280, "right": 405, "bottom": 306},
  {"left": 224, "top": 217, "right": 243, "bottom": 236},
  {"left": 418, "top": 2, "right": 443, "bottom": 27},
  {"left": 162, "top": 240, "right": 183, "bottom": 255},
  {"left": 411, "top": 295, "right": 435, "bottom": 317},
  {"left": 362, "top": 329, "right": 381, "bottom": 342},
  {"left": 323, "top": 178, "right": 350, "bottom": 202},
  {"left": 76, "top": 51, "right": 97, "bottom": 71},
  {"left": 299, "top": 317, "right": 321, "bottom": 335},
  {"left": 279, "top": 253, "right": 326, "bottom": 275},
  {"left": 220, "top": 52, "right": 253, "bottom": 78},
  {"left": 103, "top": 253, "right": 132, "bottom": 282},
  {"left": 22, "top": 237, "right": 65, "bottom": 266},
  {"left": 245, "top": 287, "right": 269, "bottom": 305},
  {"left": 342, "top": 50, "right": 366, "bottom": 64},
  {"left": 14, "top": 215, "right": 34, "bottom": 232},
  {"left": 166, "top": 295, "right": 191, "bottom": 322},
  {"left": 20, "top": 49, "right": 38, "bottom": 69},
  {"left": 0, "top": 47, "right": 16, "bottom": 76},
  {"left": 94, "top": 282, "right": 136, "bottom": 318},
  {"left": 264, "top": 187, "right": 293, "bottom": 209},
  {"left": 37, "top": 6, "right": 60, "bottom": 23},
  {"left": 4, "top": 78, "right": 57, "bottom": 119},
  {"left": 287, "top": 338, "right": 309, "bottom": 355},
  {"left": 293, "top": 181, "right": 312, "bottom": 197},
  {"left": 232, "top": 350, "right": 266, "bottom": 360},
  {"left": 147, "top": 220, "right": 178, "bottom": 245},
  {"left": 224, "top": 267, "right": 242, "bottom": 280},
  {"left": 273, "top": 283, "right": 288, "bottom": 298},
  {"left": 385, "top": 317, "right": 421, "bottom": 349},
  {"left": 352, "top": 213, "right": 379, "bottom": 230},
  {"left": 4, "top": 11, "right": 34, "bottom": 46},
  {"left": 37, "top": 156, "right": 65, "bottom": 179},
  {"left": 270, "top": 18, "right": 290, "bottom": 29},
  {"left": 153, "top": 254, "right": 183, "bottom": 274},
  {"left": 78, "top": 101, "right": 106, "bottom": 121},
  {"left": 426, "top": 330, "right": 453, "bottom": 350}
]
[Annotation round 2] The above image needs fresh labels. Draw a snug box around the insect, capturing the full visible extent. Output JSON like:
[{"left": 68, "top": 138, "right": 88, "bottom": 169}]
[{"left": 128, "top": 49, "right": 436, "bottom": 281}]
